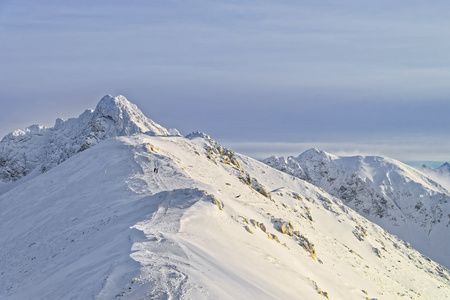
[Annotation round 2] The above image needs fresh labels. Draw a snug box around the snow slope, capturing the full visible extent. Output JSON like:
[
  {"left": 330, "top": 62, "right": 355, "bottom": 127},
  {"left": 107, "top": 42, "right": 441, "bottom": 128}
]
[
  {"left": 0, "top": 95, "right": 168, "bottom": 184},
  {"left": 264, "top": 149, "right": 450, "bottom": 268},
  {"left": 1, "top": 96, "right": 449, "bottom": 299},
  {"left": 0, "top": 133, "right": 449, "bottom": 299}
]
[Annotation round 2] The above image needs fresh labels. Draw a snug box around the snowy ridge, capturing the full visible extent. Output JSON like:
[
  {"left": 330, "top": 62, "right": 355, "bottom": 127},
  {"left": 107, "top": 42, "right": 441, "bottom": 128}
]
[
  {"left": 264, "top": 149, "right": 450, "bottom": 268},
  {"left": 0, "top": 95, "right": 169, "bottom": 183},
  {"left": 0, "top": 134, "right": 449, "bottom": 299},
  {"left": 1, "top": 96, "right": 449, "bottom": 299}
]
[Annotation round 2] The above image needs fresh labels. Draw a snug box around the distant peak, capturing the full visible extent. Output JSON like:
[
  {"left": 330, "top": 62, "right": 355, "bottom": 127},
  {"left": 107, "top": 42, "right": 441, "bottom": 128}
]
[
  {"left": 91, "top": 94, "right": 169, "bottom": 136},
  {"left": 439, "top": 162, "right": 450, "bottom": 170},
  {"left": 93, "top": 95, "right": 146, "bottom": 123},
  {"left": 297, "top": 148, "right": 338, "bottom": 162},
  {"left": 305, "top": 148, "right": 322, "bottom": 154},
  {"left": 96, "top": 95, "right": 132, "bottom": 112},
  {"left": 100, "top": 94, "right": 113, "bottom": 101},
  {"left": 299, "top": 148, "right": 326, "bottom": 157},
  {"left": 99, "top": 94, "right": 126, "bottom": 102}
]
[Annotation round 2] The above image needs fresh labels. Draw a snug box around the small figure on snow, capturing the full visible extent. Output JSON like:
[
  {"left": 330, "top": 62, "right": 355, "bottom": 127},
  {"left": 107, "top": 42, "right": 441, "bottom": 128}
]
[{"left": 153, "top": 167, "right": 157, "bottom": 173}]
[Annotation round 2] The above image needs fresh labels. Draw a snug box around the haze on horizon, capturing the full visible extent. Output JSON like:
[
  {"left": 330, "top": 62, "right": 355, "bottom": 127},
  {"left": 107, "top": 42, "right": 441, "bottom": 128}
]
[{"left": 1, "top": 0, "right": 449, "bottom": 162}]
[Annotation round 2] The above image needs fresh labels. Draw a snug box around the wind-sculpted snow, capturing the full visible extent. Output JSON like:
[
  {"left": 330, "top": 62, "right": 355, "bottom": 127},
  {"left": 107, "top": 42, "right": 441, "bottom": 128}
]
[
  {"left": 264, "top": 148, "right": 450, "bottom": 268},
  {"left": 0, "top": 95, "right": 169, "bottom": 183}
]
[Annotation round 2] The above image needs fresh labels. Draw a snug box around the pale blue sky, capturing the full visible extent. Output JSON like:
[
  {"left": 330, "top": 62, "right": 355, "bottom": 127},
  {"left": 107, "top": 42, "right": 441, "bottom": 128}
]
[{"left": 1, "top": 0, "right": 449, "bottom": 161}]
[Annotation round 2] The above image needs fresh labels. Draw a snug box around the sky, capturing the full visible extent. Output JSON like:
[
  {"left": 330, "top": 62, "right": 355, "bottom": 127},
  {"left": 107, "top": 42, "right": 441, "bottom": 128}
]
[{"left": 1, "top": 0, "right": 449, "bottom": 162}]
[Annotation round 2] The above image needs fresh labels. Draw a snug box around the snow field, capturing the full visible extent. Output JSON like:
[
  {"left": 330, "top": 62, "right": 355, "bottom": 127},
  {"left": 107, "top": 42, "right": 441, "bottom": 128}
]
[{"left": 1, "top": 134, "right": 449, "bottom": 299}]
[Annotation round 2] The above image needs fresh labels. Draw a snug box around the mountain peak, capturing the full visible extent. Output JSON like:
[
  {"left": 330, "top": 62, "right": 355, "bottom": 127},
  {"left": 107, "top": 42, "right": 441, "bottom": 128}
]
[
  {"left": 94, "top": 94, "right": 144, "bottom": 125},
  {"left": 439, "top": 162, "right": 450, "bottom": 169},
  {"left": 0, "top": 94, "right": 170, "bottom": 183},
  {"left": 298, "top": 148, "right": 337, "bottom": 161},
  {"left": 95, "top": 94, "right": 132, "bottom": 115},
  {"left": 89, "top": 94, "right": 169, "bottom": 139}
]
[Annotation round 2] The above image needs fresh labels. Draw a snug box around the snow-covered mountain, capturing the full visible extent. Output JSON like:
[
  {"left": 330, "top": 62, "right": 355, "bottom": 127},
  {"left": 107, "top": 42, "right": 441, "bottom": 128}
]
[
  {"left": 420, "top": 162, "right": 450, "bottom": 192},
  {"left": 0, "top": 95, "right": 169, "bottom": 184},
  {"left": 1, "top": 96, "right": 449, "bottom": 299},
  {"left": 422, "top": 162, "right": 450, "bottom": 176},
  {"left": 264, "top": 149, "right": 450, "bottom": 269}
]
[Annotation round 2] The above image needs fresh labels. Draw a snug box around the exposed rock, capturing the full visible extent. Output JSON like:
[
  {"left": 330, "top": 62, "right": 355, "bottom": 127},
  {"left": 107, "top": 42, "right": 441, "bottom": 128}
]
[
  {"left": 143, "top": 143, "right": 157, "bottom": 152},
  {"left": 239, "top": 172, "right": 252, "bottom": 185},
  {"left": 295, "top": 232, "right": 317, "bottom": 260},
  {"left": 210, "top": 194, "right": 223, "bottom": 211},
  {"left": 251, "top": 178, "right": 272, "bottom": 199},
  {"left": 278, "top": 221, "right": 294, "bottom": 236},
  {"left": 250, "top": 219, "right": 267, "bottom": 233},
  {"left": 373, "top": 247, "right": 382, "bottom": 258},
  {"left": 196, "top": 134, "right": 242, "bottom": 170},
  {"left": 313, "top": 281, "right": 330, "bottom": 299},
  {"left": 267, "top": 233, "right": 280, "bottom": 243},
  {"left": 291, "top": 192, "right": 302, "bottom": 200},
  {"left": 353, "top": 225, "right": 368, "bottom": 241}
]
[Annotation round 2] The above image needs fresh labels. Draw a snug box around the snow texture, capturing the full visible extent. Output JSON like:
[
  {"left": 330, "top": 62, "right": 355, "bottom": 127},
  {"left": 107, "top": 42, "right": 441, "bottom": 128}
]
[
  {"left": 1, "top": 96, "right": 449, "bottom": 299},
  {"left": 264, "top": 148, "right": 450, "bottom": 268}
]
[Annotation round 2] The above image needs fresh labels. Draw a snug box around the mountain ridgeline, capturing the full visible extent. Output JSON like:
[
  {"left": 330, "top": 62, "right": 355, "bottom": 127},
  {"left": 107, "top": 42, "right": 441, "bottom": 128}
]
[
  {"left": 0, "top": 95, "right": 449, "bottom": 299},
  {"left": 264, "top": 149, "right": 450, "bottom": 268}
]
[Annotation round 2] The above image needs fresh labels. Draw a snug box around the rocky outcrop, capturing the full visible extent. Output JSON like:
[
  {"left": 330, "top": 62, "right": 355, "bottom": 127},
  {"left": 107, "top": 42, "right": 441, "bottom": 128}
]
[
  {"left": 251, "top": 178, "right": 272, "bottom": 199},
  {"left": 273, "top": 217, "right": 318, "bottom": 260}
]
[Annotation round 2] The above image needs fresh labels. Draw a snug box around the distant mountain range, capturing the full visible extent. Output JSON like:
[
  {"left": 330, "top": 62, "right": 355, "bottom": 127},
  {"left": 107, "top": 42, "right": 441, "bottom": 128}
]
[
  {"left": 422, "top": 162, "right": 450, "bottom": 176},
  {"left": 421, "top": 162, "right": 450, "bottom": 178},
  {"left": 264, "top": 149, "right": 450, "bottom": 268}
]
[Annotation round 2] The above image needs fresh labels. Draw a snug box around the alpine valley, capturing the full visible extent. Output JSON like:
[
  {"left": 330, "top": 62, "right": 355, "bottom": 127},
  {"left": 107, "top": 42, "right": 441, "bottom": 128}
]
[{"left": 0, "top": 95, "right": 449, "bottom": 300}]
